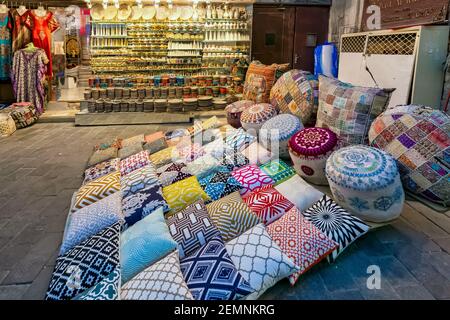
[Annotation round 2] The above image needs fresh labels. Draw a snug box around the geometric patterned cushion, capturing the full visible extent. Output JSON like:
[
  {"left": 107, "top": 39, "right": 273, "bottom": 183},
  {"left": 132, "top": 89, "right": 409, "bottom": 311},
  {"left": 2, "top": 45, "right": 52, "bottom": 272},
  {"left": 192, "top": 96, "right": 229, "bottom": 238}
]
[
  {"left": 87, "top": 147, "right": 118, "bottom": 167},
  {"left": 71, "top": 171, "right": 121, "bottom": 213},
  {"left": 206, "top": 192, "right": 260, "bottom": 242},
  {"left": 60, "top": 192, "right": 123, "bottom": 256},
  {"left": 144, "top": 131, "right": 165, "bottom": 144},
  {"left": 225, "top": 224, "right": 299, "bottom": 299},
  {"left": 118, "top": 143, "right": 144, "bottom": 160},
  {"left": 176, "top": 142, "right": 205, "bottom": 163},
  {"left": 156, "top": 162, "right": 192, "bottom": 187},
  {"left": 203, "top": 138, "right": 234, "bottom": 161},
  {"left": 143, "top": 137, "right": 168, "bottom": 155},
  {"left": 242, "top": 185, "right": 294, "bottom": 225},
  {"left": 259, "top": 159, "right": 296, "bottom": 185},
  {"left": 241, "top": 142, "right": 274, "bottom": 166},
  {"left": 121, "top": 134, "right": 145, "bottom": 148},
  {"left": 266, "top": 207, "right": 338, "bottom": 285},
  {"left": 45, "top": 221, "right": 121, "bottom": 300},
  {"left": 231, "top": 164, "right": 274, "bottom": 196},
  {"left": 275, "top": 175, "right": 324, "bottom": 212},
  {"left": 121, "top": 251, "right": 194, "bottom": 300},
  {"left": 180, "top": 237, "right": 254, "bottom": 300},
  {"left": 198, "top": 169, "right": 242, "bottom": 202},
  {"left": 149, "top": 147, "right": 179, "bottom": 168},
  {"left": 221, "top": 152, "right": 250, "bottom": 171},
  {"left": 166, "top": 200, "right": 222, "bottom": 259},
  {"left": 120, "top": 164, "right": 159, "bottom": 198},
  {"left": 302, "top": 195, "right": 370, "bottom": 263},
  {"left": 120, "top": 151, "right": 151, "bottom": 176},
  {"left": 83, "top": 158, "right": 120, "bottom": 185},
  {"left": 225, "top": 128, "right": 257, "bottom": 152},
  {"left": 73, "top": 267, "right": 121, "bottom": 300},
  {"left": 186, "top": 154, "right": 220, "bottom": 178},
  {"left": 243, "top": 62, "right": 278, "bottom": 103}
]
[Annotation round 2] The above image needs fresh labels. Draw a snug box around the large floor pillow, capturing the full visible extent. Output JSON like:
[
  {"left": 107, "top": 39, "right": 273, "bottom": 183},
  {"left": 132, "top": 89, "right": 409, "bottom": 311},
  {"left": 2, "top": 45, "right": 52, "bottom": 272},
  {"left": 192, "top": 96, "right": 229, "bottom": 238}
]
[
  {"left": 241, "top": 142, "right": 274, "bottom": 166},
  {"left": 368, "top": 105, "right": 450, "bottom": 207},
  {"left": 156, "top": 162, "right": 192, "bottom": 187},
  {"left": 225, "top": 127, "right": 257, "bottom": 152},
  {"left": 221, "top": 152, "right": 250, "bottom": 171},
  {"left": 203, "top": 138, "right": 234, "bottom": 162},
  {"left": 206, "top": 191, "right": 261, "bottom": 242},
  {"left": 186, "top": 154, "right": 220, "bottom": 178},
  {"left": 87, "top": 147, "right": 118, "bottom": 167},
  {"left": 198, "top": 169, "right": 242, "bottom": 202},
  {"left": 120, "top": 164, "right": 159, "bottom": 198},
  {"left": 93, "top": 137, "right": 122, "bottom": 152},
  {"left": 46, "top": 222, "right": 121, "bottom": 300},
  {"left": 259, "top": 159, "right": 296, "bottom": 185},
  {"left": 120, "top": 150, "right": 151, "bottom": 176},
  {"left": 270, "top": 70, "right": 319, "bottom": 124},
  {"left": 74, "top": 267, "right": 121, "bottom": 300},
  {"left": 145, "top": 131, "right": 165, "bottom": 144},
  {"left": 316, "top": 75, "right": 393, "bottom": 146},
  {"left": 180, "top": 237, "right": 254, "bottom": 300},
  {"left": 231, "top": 164, "right": 274, "bottom": 196},
  {"left": 243, "top": 61, "right": 278, "bottom": 103},
  {"left": 118, "top": 143, "right": 144, "bottom": 160},
  {"left": 274, "top": 175, "right": 324, "bottom": 212},
  {"left": 149, "top": 146, "right": 180, "bottom": 168},
  {"left": 143, "top": 137, "right": 168, "bottom": 155},
  {"left": 200, "top": 116, "right": 221, "bottom": 131},
  {"left": 225, "top": 100, "right": 255, "bottom": 128},
  {"left": 176, "top": 142, "right": 205, "bottom": 163},
  {"left": 83, "top": 158, "right": 120, "bottom": 185},
  {"left": 121, "top": 134, "right": 145, "bottom": 148},
  {"left": 225, "top": 224, "right": 299, "bottom": 300},
  {"left": 240, "top": 103, "right": 278, "bottom": 137},
  {"left": 121, "top": 251, "right": 194, "bottom": 300}
]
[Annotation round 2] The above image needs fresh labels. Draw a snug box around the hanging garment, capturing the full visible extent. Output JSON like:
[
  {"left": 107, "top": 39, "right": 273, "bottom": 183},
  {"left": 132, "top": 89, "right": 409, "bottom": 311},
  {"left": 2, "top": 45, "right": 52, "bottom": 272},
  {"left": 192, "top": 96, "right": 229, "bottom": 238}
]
[
  {"left": 25, "top": 11, "right": 59, "bottom": 76},
  {"left": 11, "top": 48, "right": 48, "bottom": 115},
  {"left": 10, "top": 8, "right": 31, "bottom": 53},
  {"left": 0, "top": 12, "right": 12, "bottom": 80}
]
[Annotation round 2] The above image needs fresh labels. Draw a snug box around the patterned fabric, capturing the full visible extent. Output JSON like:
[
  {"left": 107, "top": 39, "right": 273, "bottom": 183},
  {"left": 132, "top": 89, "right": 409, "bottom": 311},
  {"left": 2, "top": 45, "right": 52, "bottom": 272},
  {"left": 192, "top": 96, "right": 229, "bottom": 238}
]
[
  {"left": 167, "top": 201, "right": 221, "bottom": 258},
  {"left": 225, "top": 128, "right": 257, "bottom": 152},
  {"left": 10, "top": 9, "right": 32, "bottom": 53},
  {"left": 180, "top": 237, "right": 254, "bottom": 300},
  {"left": 74, "top": 268, "right": 120, "bottom": 300},
  {"left": 156, "top": 162, "right": 192, "bottom": 187},
  {"left": 231, "top": 165, "right": 274, "bottom": 196},
  {"left": 61, "top": 192, "right": 122, "bottom": 255},
  {"left": 149, "top": 147, "right": 179, "bottom": 168},
  {"left": 120, "top": 151, "right": 150, "bottom": 176},
  {"left": 242, "top": 185, "right": 294, "bottom": 225},
  {"left": 198, "top": 170, "right": 242, "bottom": 201},
  {"left": 221, "top": 152, "right": 250, "bottom": 171},
  {"left": 241, "top": 142, "right": 274, "bottom": 166},
  {"left": 93, "top": 138, "right": 122, "bottom": 151},
  {"left": 176, "top": 143, "right": 205, "bottom": 162},
  {"left": 303, "top": 195, "right": 370, "bottom": 263},
  {"left": 206, "top": 192, "right": 260, "bottom": 242},
  {"left": 118, "top": 143, "right": 144, "bottom": 160},
  {"left": 0, "top": 13, "right": 11, "bottom": 80},
  {"left": 225, "top": 224, "right": 299, "bottom": 299},
  {"left": 368, "top": 105, "right": 450, "bottom": 207},
  {"left": 9, "top": 103, "right": 38, "bottom": 128},
  {"left": 240, "top": 103, "right": 278, "bottom": 136},
  {"left": 266, "top": 208, "right": 338, "bottom": 285},
  {"left": 87, "top": 147, "right": 118, "bottom": 167},
  {"left": 121, "top": 251, "right": 194, "bottom": 300},
  {"left": 83, "top": 158, "right": 120, "bottom": 185},
  {"left": 186, "top": 154, "right": 220, "bottom": 178},
  {"left": 72, "top": 171, "right": 121, "bottom": 213},
  {"left": 225, "top": 100, "right": 255, "bottom": 128},
  {"left": 46, "top": 222, "right": 121, "bottom": 300},
  {"left": 275, "top": 175, "right": 324, "bottom": 212},
  {"left": 203, "top": 139, "right": 234, "bottom": 162},
  {"left": 120, "top": 165, "right": 159, "bottom": 198},
  {"left": 143, "top": 137, "right": 168, "bottom": 155},
  {"left": 145, "top": 131, "right": 165, "bottom": 144},
  {"left": 121, "top": 134, "right": 145, "bottom": 148},
  {"left": 162, "top": 176, "right": 211, "bottom": 215},
  {"left": 121, "top": 207, "right": 177, "bottom": 283},
  {"left": 259, "top": 159, "right": 296, "bottom": 185},
  {"left": 243, "top": 61, "right": 278, "bottom": 103},
  {"left": 201, "top": 116, "right": 220, "bottom": 131},
  {"left": 316, "top": 75, "right": 392, "bottom": 146},
  {"left": 122, "top": 185, "right": 169, "bottom": 228}
]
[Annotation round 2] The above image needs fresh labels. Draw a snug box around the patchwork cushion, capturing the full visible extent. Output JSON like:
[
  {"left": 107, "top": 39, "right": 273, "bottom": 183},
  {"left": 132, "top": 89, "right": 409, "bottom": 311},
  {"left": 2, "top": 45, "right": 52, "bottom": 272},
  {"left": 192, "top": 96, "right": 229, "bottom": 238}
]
[
  {"left": 240, "top": 103, "right": 278, "bottom": 136},
  {"left": 242, "top": 185, "right": 294, "bottom": 225},
  {"left": 145, "top": 131, "right": 165, "bottom": 144},
  {"left": 118, "top": 143, "right": 144, "bottom": 160},
  {"left": 83, "top": 158, "right": 120, "bottom": 185},
  {"left": 221, "top": 152, "right": 250, "bottom": 171},
  {"left": 259, "top": 159, "right": 296, "bottom": 185},
  {"left": 241, "top": 142, "right": 274, "bottom": 165},
  {"left": 167, "top": 200, "right": 221, "bottom": 259},
  {"left": 162, "top": 176, "right": 211, "bottom": 215},
  {"left": 121, "top": 134, "right": 145, "bottom": 148},
  {"left": 303, "top": 195, "right": 370, "bottom": 263},
  {"left": 120, "top": 151, "right": 151, "bottom": 176},
  {"left": 275, "top": 175, "right": 324, "bottom": 212},
  {"left": 206, "top": 192, "right": 260, "bottom": 242},
  {"left": 143, "top": 137, "right": 168, "bottom": 154},
  {"left": 176, "top": 143, "right": 205, "bottom": 163},
  {"left": 243, "top": 61, "right": 278, "bottom": 103},
  {"left": 156, "top": 162, "right": 192, "bottom": 187},
  {"left": 225, "top": 224, "right": 299, "bottom": 300},
  {"left": 72, "top": 171, "right": 121, "bottom": 213},
  {"left": 267, "top": 207, "right": 338, "bottom": 285},
  {"left": 186, "top": 154, "right": 220, "bottom": 177},
  {"left": 120, "top": 164, "right": 159, "bottom": 198},
  {"left": 149, "top": 147, "right": 180, "bottom": 168},
  {"left": 121, "top": 251, "right": 194, "bottom": 300},
  {"left": 231, "top": 164, "right": 274, "bottom": 196},
  {"left": 198, "top": 169, "right": 242, "bottom": 201},
  {"left": 87, "top": 147, "right": 118, "bottom": 167},
  {"left": 180, "top": 237, "right": 254, "bottom": 300},
  {"left": 225, "top": 128, "right": 257, "bottom": 152},
  {"left": 73, "top": 267, "right": 121, "bottom": 300},
  {"left": 121, "top": 207, "right": 177, "bottom": 283},
  {"left": 45, "top": 222, "right": 121, "bottom": 300}
]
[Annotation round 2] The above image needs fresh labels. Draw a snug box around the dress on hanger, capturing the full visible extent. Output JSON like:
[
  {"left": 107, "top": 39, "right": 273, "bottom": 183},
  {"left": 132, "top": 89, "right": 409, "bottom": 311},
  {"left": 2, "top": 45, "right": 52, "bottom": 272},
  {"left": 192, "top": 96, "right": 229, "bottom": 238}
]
[
  {"left": 10, "top": 8, "right": 31, "bottom": 53},
  {"left": 0, "top": 12, "right": 12, "bottom": 80},
  {"left": 25, "top": 10, "right": 59, "bottom": 76}
]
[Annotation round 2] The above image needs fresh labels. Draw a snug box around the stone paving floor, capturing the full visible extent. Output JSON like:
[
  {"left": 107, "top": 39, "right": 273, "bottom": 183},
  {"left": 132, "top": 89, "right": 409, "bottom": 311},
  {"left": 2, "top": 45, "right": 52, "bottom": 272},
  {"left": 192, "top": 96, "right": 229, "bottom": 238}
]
[{"left": 0, "top": 123, "right": 449, "bottom": 300}]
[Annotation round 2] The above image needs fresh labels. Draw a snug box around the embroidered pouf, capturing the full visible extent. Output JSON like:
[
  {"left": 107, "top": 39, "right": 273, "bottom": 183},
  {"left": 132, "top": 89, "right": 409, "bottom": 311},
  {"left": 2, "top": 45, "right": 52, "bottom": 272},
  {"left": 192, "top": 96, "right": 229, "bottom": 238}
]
[
  {"left": 260, "top": 114, "right": 303, "bottom": 159},
  {"left": 369, "top": 105, "right": 450, "bottom": 207},
  {"left": 325, "top": 145, "right": 405, "bottom": 223},
  {"left": 240, "top": 103, "right": 278, "bottom": 136},
  {"left": 288, "top": 127, "right": 338, "bottom": 185},
  {"left": 225, "top": 100, "right": 255, "bottom": 129}
]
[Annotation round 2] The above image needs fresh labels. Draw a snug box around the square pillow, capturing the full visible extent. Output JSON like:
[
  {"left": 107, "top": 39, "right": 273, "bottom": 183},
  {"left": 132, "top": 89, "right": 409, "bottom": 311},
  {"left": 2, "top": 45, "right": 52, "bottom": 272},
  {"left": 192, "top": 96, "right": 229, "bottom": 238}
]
[
  {"left": 122, "top": 185, "right": 169, "bottom": 229},
  {"left": 231, "top": 164, "right": 274, "bottom": 196},
  {"left": 93, "top": 137, "right": 121, "bottom": 151},
  {"left": 201, "top": 116, "right": 220, "bottom": 131},
  {"left": 120, "top": 164, "right": 159, "bottom": 198},
  {"left": 186, "top": 154, "right": 220, "bottom": 178},
  {"left": 72, "top": 171, "right": 121, "bottom": 213},
  {"left": 206, "top": 191, "right": 260, "bottom": 242},
  {"left": 302, "top": 195, "right": 370, "bottom": 263},
  {"left": 83, "top": 158, "right": 120, "bottom": 185},
  {"left": 120, "top": 151, "right": 151, "bottom": 176},
  {"left": 259, "top": 159, "right": 296, "bottom": 185},
  {"left": 316, "top": 75, "right": 393, "bottom": 145},
  {"left": 149, "top": 146, "right": 180, "bottom": 168},
  {"left": 73, "top": 267, "right": 121, "bottom": 300},
  {"left": 198, "top": 170, "right": 242, "bottom": 202},
  {"left": 121, "top": 207, "right": 177, "bottom": 283},
  {"left": 186, "top": 121, "right": 204, "bottom": 137},
  {"left": 176, "top": 142, "right": 205, "bottom": 163},
  {"left": 221, "top": 152, "right": 250, "bottom": 171},
  {"left": 156, "top": 162, "right": 192, "bottom": 187},
  {"left": 225, "top": 224, "right": 299, "bottom": 300},
  {"left": 197, "top": 128, "right": 223, "bottom": 146},
  {"left": 166, "top": 135, "right": 192, "bottom": 148},
  {"left": 275, "top": 175, "right": 324, "bottom": 212},
  {"left": 243, "top": 61, "right": 278, "bottom": 103},
  {"left": 143, "top": 137, "right": 168, "bottom": 154},
  {"left": 162, "top": 176, "right": 211, "bottom": 215},
  {"left": 121, "top": 251, "right": 194, "bottom": 300},
  {"left": 225, "top": 128, "right": 256, "bottom": 152},
  {"left": 121, "top": 134, "right": 145, "bottom": 148},
  {"left": 242, "top": 185, "right": 294, "bottom": 225},
  {"left": 166, "top": 200, "right": 221, "bottom": 259},
  {"left": 266, "top": 207, "right": 338, "bottom": 285},
  {"left": 145, "top": 131, "right": 165, "bottom": 144},
  {"left": 203, "top": 138, "right": 233, "bottom": 161},
  {"left": 45, "top": 222, "right": 121, "bottom": 300},
  {"left": 61, "top": 192, "right": 123, "bottom": 255},
  {"left": 241, "top": 142, "right": 274, "bottom": 165},
  {"left": 118, "top": 143, "right": 144, "bottom": 160},
  {"left": 87, "top": 147, "right": 118, "bottom": 167},
  {"left": 180, "top": 237, "right": 254, "bottom": 300}
]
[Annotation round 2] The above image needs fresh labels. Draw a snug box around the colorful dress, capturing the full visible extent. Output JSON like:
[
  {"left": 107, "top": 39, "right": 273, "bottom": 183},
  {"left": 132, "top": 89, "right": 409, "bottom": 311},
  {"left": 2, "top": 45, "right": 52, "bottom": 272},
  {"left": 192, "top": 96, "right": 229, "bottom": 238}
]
[
  {"left": 10, "top": 9, "right": 31, "bottom": 53},
  {"left": 0, "top": 12, "right": 12, "bottom": 80}
]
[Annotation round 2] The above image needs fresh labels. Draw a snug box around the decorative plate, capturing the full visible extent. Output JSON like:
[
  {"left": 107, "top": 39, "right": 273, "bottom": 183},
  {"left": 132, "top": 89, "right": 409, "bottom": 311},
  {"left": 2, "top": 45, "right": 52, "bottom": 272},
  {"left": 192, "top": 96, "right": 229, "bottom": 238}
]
[
  {"left": 169, "top": 6, "right": 181, "bottom": 21},
  {"left": 118, "top": 4, "right": 132, "bottom": 20},
  {"left": 156, "top": 6, "right": 168, "bottom": 20},
  {"left": 103, "top": 6, "right": 118, "bottom": 20},
  {"left": 180, "top": 6, "right": 193, "bottom": 20},
  {"left": 142, "top": 6, "right": 156, "bottom": 20},
  {"left": 131, "top": 6, "right": 143, "bottom": 20},
  {"left": 90, "top": 4, "right": 104, "bottom": 21}
]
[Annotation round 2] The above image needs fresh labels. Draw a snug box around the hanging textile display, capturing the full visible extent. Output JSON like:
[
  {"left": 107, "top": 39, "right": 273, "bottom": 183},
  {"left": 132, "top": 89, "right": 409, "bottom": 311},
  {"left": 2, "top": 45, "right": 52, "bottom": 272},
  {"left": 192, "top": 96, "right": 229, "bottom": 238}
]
[
  {"left": 10, "top": 8, "right": 31, "bottom": 53},
  {"left": 0, "top": 12, "right": 12, "bottom": 80}
]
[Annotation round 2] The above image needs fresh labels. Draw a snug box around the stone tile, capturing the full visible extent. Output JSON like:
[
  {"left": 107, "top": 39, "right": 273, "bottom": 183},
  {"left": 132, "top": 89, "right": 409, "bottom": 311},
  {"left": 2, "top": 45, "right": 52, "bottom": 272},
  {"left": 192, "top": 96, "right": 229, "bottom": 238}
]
[
  {"left": 427, "top": 252, "right": 450, "bottom": 281},
  {"left": 394, "top": 285, "right": 435, "bottom": 300},
  {"left": 330, "top": 289, "right": 364, "bottom": 300},
  {"left": 0, "top": 284, "right": 30, "bottom": 300},
  {"left": 0, "top": 242, "right": 34, "bottom": 270},
  {"left": 284, "top": 267, "right": 332, "bottom": 300},
  {"left": 401, "top": 205, "right": 448, "bottom": 240},
  {"left": 320, "top": 263, "right": 358, "bottom": 292},
  {"left": 434, "top": 237, "right": 450, "bottom": 254},
  {"left": 21, "top": 265, "right": 54, "bottom": 300},
  {"left": 0, "top": 270, "right": 9, "bottom": 283}
]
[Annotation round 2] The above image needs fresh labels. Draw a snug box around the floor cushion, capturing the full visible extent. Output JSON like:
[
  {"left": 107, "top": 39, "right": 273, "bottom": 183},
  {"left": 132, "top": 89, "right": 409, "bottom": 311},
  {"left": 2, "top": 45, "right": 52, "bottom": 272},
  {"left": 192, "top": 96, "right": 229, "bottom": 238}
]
[
  {"left": 225, "top": 100, "right": 255, "bottom": 128},
  {"left": 231, "top": 164, "right": 274, "bottom": 196},
  {"left": 120, "top": 150, "right": 151, "bottom": 176},
  {"left": 225, "top": 127, "right": 256, "bottom": 152},
  {"left": 240, "top": 103, "right": 278, "bottom": 137},
  {"left": 145, "top": 131, "right": 165, "bottom": 144},
  {"left": 118, "top": 143, "right": 144, "bottom": 160},
  {"left": 243, "top": 61, "right": 278, "bottom": 103},
  {"left": 275, "top": 175, "right": 324, "bottom": 212},
  {"left": 241, "top": 142, "right": 274, "bottom": 166},
  {"left": 176, "top": 142, "right": 205, "bottom": 163},
  {"left": 201, "top": 116, "right": 221, "bottom": 131},
  {"left": 186, "top": 154, "right": 220, "bottom": 178},
  {"left": 87, "top": 147, "right": 118, "bottom": 167},
  {"left": 259, "top": 159, "right": 296, "bottom": 185},
  {"left": 73, "top": 267, "right": 121, "bottom": 300},
  {"left": 83, "top": 158, "right": 120, "bottom": 185},
  {"left": 121, "top": 134, "right": 145, "bottom": 148},
  {"left": 149, "top": 146, "right": 180, "bottom": 168},
  {"left": 93, "top": 137, "right": 121, "bottom": 151},
  {"left": 198, "top": 169, "right": 242, "bottom": 202},
  {"left": 203, "top": 138, "right": 234, "bottom": 162},
  {"left": 120, "top": 164, "right": 159, "bottom": 198},
  {"left": 143, "top": 137, "right": 168, "bottom": 155},
  {"left": 221, "top": 152, "right": 250, "bottom": 171},
  {"left": 156, "top": 162, "right": 192, "bottom": 187}
]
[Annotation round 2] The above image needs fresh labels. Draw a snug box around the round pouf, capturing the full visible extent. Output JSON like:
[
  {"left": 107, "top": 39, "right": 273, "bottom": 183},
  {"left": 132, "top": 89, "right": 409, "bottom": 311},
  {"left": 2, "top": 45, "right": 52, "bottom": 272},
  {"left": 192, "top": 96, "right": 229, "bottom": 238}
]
[
  {"left": 269, "top": 70, "right": 319, "bottom": 125},
  {"left": 240, "top": 103, "right": 278, "bottom": 136},
  {"left": 369, "top": 105, "right": 450, "bottom": 207},
  {"left": 289, "top": 127, "right": 338, "bottom": 185},
  {"left": 260, "top": 114, "right": 303, "bottom": 159},
  {"left": 225, "top": 100, "right": 255, "bottom": 128},
  {"left": 326, "top": 145, "right": 405, "bottom": 223}
]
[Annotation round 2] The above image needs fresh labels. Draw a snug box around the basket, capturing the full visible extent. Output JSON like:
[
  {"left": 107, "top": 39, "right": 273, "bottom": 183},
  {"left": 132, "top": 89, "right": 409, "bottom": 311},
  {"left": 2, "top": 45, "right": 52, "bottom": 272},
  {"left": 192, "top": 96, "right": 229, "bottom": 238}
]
[{"left": 0, "top": 114, "right": 16, "bottom": 137}]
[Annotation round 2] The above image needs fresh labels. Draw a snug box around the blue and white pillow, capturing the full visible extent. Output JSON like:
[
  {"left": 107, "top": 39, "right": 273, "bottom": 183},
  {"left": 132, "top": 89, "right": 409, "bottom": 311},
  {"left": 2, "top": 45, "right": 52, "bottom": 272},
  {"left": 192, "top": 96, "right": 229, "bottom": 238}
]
[
  {"left": 120, "top": 164, "right": 159, "bottom": 198},
  {"left": 198, "top": 170, "right": 242, "bottom": 201},
  {"left": 73, "top": 267, "right": 121, "bottom": 300}
]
